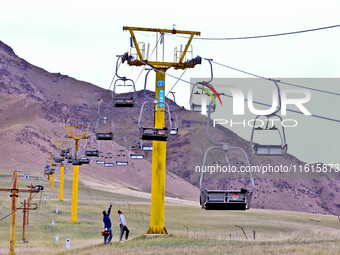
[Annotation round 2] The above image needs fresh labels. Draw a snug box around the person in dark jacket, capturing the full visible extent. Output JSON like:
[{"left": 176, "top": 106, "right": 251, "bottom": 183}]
[{"left": 102, "top": 204, "right": 112, "bottom": 244}]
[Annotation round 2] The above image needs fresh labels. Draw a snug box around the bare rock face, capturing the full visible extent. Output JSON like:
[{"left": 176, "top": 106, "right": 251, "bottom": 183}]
[{"left": 0, "top": 40, "right": 339, "bottom": 214}]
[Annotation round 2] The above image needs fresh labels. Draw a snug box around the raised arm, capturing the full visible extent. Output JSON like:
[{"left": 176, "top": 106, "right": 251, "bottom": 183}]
[{"left": 107, "top": 204, "right": 112, "bottom": 216}]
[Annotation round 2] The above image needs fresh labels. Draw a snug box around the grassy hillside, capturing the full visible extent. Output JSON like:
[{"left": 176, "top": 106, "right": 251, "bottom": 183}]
[{"left": 0, "top": 176, "right": 339, "bottom": 255}]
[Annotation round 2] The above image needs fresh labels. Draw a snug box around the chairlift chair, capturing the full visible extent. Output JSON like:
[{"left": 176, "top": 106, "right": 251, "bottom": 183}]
[
  {"left": 72, "top": 158, "right": 82, "bottom": 165},
  {"left": 199, "top": 145, "right": 254, "bottom": 210},
  {"left": 189, "top": 83, "right": 216, "bottom": 113},
  {"left": 129, "top": 140, "right": 145, "bottom": 159},
  {"left": 95, "top": 116, "right": 114, "bottom": 140},
  {"left": 104, "top": 152, "right": 114, "bottom": 167},
  {"left": 95, "top": 147, "right": 105, "bottom": 164},
  {"left": 116, "top": 149, "right": 128, "bottom": 166},
  {"left": 112, "top": 78, "right": 137, "bottom": 107},
  {"left": 250, "top": 80, "right": 288, "bottom": 156},
  {"left": 170, "top": 112, "right": 179, "bottom": 135},
  {"left": 138, "top": 100, "right": 172, "bottom": 142},
  {"left": 84, "top": 137, "right": 100, "bottom": 158},
  {"left": 79, "top": 156, "right": 90, "bottom": 165},
  {"left": 250, "top": 115, "right": 288, "bottom": 155},
  {"left": 142, "top": 141, "right": 153, "bottom": 151}
]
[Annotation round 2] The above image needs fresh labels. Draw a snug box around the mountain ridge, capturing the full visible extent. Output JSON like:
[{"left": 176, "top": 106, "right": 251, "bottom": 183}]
[{"left": 0, "top": 40, "right": 339, "bottom": 215}]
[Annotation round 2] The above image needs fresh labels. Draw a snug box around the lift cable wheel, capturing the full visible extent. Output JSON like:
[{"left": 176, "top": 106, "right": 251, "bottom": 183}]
[{"left": 250, "top": 79, "right": 288, "bottom": 155}]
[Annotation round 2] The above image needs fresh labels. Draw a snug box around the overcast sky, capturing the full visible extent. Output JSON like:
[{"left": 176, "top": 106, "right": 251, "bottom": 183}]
[{"left": 0, "top": 0, "right": 339, "bottom": 164}]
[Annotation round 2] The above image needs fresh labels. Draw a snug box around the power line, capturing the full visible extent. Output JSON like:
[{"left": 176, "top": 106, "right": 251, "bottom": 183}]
[
  {"left": 220, "top": 93, "right": 340, "bottom": 123},
  {"left": 210, "top": 60, "right": 340, "bottom": 97},
  {"left": 180, "top": 24, "right": 340, "bottom": 40},
  {"left": 136, "top": 59, "right": 340, "bottom": 124},
  {"left": 166, "top": 68, "right": 187, "bottom": 97},
  {"left": 0, "top": 191, "right": 40, "bottom": 222},
  {"left": 0, "top": 178, "right": 13, "bottom": 213}
]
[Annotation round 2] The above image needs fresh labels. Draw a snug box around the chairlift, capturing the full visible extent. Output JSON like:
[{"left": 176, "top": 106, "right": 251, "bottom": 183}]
[
  {"left": 95, "top": 116, "right": 114, "bottom": 140},
  {"left": 116, "top": 149, "right": 128, "bottom": 166},
  {"left": 250, "top": 80, "right": 288, "bottom": 155},
  {"left": 170, "top": 112, "right": 179, "bottom": 135},
  {"left": 189, "top": 59, "right": 217, "bottom": 113},
  {"left": 112, "top": 78, "right": 137, "bottom": 107},
  {"left": 199, "top": 145, "right": 254, "bottom": 210},
  {"left": 168, "top": 92, "right": 179, "bottom": 135},
  {"left": 72, "top": 157, "right": 82, "bottom": 165},
  {"left": 142, "top": 141, "right": 153, "bottom": 151},
  {"left": 129, "top": 140, "right": 145, "bottom": 159},
  {"left": 79, "top": 156, "right": 90, "bottom": 165},
  {"left": 138, "top": 100, "right": 172, "bottom": 141},
  {"left": 190, "top": 86, "right": 216, "bottom": 113},
  {"left": 111, "top": 54, "right": 137, "bottom": 107},
  {"left": 104, "top": 142, "right": 115, "bottom": 167},
  {"left": 53, "top": 154, "right": 63, "bottom": 163},
  {"left": 84, "top": 137, "right": 99, "bottom": 158}
]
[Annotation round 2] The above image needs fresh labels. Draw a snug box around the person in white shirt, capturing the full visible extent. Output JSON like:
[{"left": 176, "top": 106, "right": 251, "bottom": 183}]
[{"left": 118, "top": 210, "right": 129, "bottom": 242}]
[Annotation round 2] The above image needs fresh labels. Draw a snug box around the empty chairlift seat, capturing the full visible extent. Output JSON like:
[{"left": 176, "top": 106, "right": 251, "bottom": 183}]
[
  {"left": 250, "top": 115, "right": 288, "bottom": 156},
  {"left": 190, "top": 85, "right": 216, "bottom": 113},
  {"left": 141, "top": 127, "right": 169, "bottom": 141},
  {"left": 84, "top": 137, "right": 100, "bottom": 158},
  {"left": 113, "top": 77, "right": 137, "bottom": 107},
  {"left": 79, "top": 156, "right": 90, "bottom": 164},
  {"left": 129, "top": 140, "right": 145, "bottom": 159},
  {"left": 199, "top": 146, "right": 255, "bottom": 211},
  {"left": 95, "top": 117, "right": 114, "bottom": 140},
  {"left": 116, "top": 149, "right": 128, "bottom": 166},
  {"left": 201, "top": 189, "right": 249, "bottom": 210},
  {"left": 169, "top": 112, "right": 179, "bottom": 135},
  {"left": 138, "top": 100, "right": 172, "bottom": 142},
  {"left": 104, "top": 152, "right": 114, "bottom": 167}
]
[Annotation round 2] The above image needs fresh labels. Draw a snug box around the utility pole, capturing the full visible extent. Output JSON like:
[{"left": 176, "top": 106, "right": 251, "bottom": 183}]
[
  {"left": 22, "top": 200, "right": 27, "bottom": 243},
  {"left": 26, "top": 184, "right": 33, "bottom": 226},
  {"left": 9, "top": 171, "right": 17, "bottom": 255},
  {"left": 0, "top": 171, "right": 43, "bottom": 255},
  {"left": 65, "top": 125, "right": 89, "bottom": 223},
  {"left": 123, "top": 26, "right": 201, "bottom": 234},
  {"left": 18, "top": 199, "right": 38, "bottom": 243}
]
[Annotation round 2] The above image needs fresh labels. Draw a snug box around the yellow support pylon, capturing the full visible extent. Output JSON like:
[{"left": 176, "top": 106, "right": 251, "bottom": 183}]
[
  {"left": 51, "top": 172, "right": 54, "bottom": 192},
  {"left": 59, "top": 163, "right": 64, "bottom": 201},
  {"left": 123, "top": 26, "right": 200, "bottom": 234},
  {"left": 148, "top": 70, "right": 167, "bottom": 234},
  {"left": 65, "top": 125, "right": 89, "bottom": 223},
  {"left": 71, "top": 164, "right": 79, "bottom": 222}
]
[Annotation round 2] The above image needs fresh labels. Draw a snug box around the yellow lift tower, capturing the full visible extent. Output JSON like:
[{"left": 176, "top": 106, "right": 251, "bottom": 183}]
[
  {"left": 48, "top": 155, "right": 56, "bottom": 192},
  {"left": 65, "top": 125, "right": 89, "bottom": 223},
  {"left": 123, "top": 26, "right": 201, "bottom": 234},
  {"left": 56, "top": 140, "right": 73, "bottom": 201}
]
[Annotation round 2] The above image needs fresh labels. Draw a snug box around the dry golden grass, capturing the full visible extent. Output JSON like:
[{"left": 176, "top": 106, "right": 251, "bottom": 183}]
[{"left": 0, "top": 177, "right": 339, "bottom": 255}]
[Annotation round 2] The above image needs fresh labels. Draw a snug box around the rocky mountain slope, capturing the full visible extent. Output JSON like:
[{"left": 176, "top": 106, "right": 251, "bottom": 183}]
[{"left": 0, "top": 40, "right": 339, "bottom": 214}]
